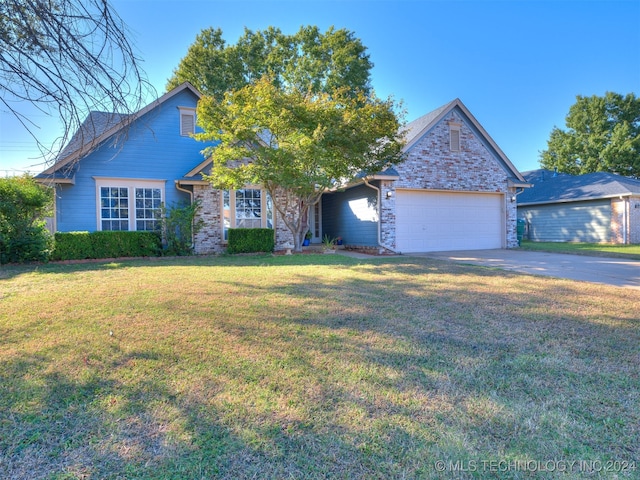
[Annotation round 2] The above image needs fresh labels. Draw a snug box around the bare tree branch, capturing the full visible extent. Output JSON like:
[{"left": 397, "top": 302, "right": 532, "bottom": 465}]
[{"left": 0, "top": 0, "right": 155, "bottom": 166}]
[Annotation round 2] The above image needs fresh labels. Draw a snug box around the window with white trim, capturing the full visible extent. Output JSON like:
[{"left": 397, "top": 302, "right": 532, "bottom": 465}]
[
  {"left": 222, "top": 188, "right": 273, "bottom": 240},
  {"left": 96, "top": 179, "right": 164, "bottom": 232},
  {"left": 135, "top": 187, "right": 163, "bottom": 231},
  {"left": 179, "top": 107, "right": 196, "bottom": 136},
  {"left": 100, "top": 187, "right": 129, "bottom": 231}
]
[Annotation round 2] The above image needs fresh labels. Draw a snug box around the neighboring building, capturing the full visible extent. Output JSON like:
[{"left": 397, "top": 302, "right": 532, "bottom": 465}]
[
  {"left": 37, "top": 86, "right": 529, "bottom": 254},
  {"left": 517, "top": 169, "right": 640, "bottom": 244}
]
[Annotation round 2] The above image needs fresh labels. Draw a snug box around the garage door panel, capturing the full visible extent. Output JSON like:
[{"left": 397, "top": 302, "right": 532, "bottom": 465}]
[{"left": 396, "top": 191, "right": 503, "bottom": 252}]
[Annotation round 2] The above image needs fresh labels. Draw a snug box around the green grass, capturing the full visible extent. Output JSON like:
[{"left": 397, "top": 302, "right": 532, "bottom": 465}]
[
  {"left": 1, "top": 254, "right": 639, "bottom": 479},
  {"left": 520, "top": 240, "right": 640, "bottom": 259}
]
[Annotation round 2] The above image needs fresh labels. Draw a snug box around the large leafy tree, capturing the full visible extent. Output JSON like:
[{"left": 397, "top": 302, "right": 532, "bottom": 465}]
[
  {"left": 0, "top": 0, "right": 152, "bottom": 163},
  {"left": 172, "top": 26, "right": 405, "bottom": 251},
  {"left": 540, "top": 92, "right": 640, "bottom": 178},
  {"left": 167, "top": 25, "right": 373, "bottom": 100}
]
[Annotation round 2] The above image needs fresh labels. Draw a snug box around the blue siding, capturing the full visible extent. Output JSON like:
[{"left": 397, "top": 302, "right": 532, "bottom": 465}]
[
  {"left": 322, "top": 184, "right": 379, "bottom": 246},
  {"left": 56, "top": 89, "right": 212, "bottom": 232},
  {"left": 518, "top": 200, "right": 612, "bottom": 242}
]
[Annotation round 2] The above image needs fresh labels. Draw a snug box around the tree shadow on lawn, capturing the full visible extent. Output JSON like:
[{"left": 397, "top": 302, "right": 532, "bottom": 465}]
[
  {"left": 2, "top": 257, "right": 639, "bottom": 478},
  {"left": 201, "top": 263, "right": 640, "bottom": 463}
]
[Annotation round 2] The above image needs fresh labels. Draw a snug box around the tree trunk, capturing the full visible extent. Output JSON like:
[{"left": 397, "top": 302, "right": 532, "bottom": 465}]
[{"left": 266, "top": 184, "right": 319, "bottom": 253}]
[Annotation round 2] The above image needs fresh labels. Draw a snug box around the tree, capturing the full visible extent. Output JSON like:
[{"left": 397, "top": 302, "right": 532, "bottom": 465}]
[
  {"left": 0, "top": 0, "right": 153, "bottom": 163},
  {"left": 167, "top": 25, "right": 374, "bottom": 100},
  {"left": 173, "top": 26, "right": 404, "bottom": 251},
  {"left": 540, "top": 92, "right": 640, "bottom": 178},
  {"left": 0, "top": 175, "right": 53, "bottom": 263},
  {"left": 197, "top": 77, "right": 403, "bottom": 252}
]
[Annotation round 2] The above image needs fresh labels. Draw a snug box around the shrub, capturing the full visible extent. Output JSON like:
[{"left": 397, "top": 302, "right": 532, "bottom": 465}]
[
  {"left": 51, "top": 232, "right": 94, "bottom": 261},
  {"left": 160, "top": 200, "right": 203, "bottom": 256},
  {"left": 227, "top": 228, "right": 275, "bottom": 254},
  {"left": 0, "top": 176, "right": 53, "bottom": 264},
  {"left": 51, "top": 231, "right": 161, "bottom": 261}
]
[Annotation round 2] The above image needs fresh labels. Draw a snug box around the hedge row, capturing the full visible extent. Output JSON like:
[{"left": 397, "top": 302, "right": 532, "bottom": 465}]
[
  {"left": 227, "top": 228, "right": 275, "bottom": 254},
  {"left": 51, "top": 231, "right": 162, "bottom": 261}
]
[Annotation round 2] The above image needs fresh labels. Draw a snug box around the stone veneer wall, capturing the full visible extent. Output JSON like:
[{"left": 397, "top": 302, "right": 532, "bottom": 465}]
[
  {"left": 387, "top": 110, "right": 519, "bottom": 249},
  {"left": 193, "top": 184, "right": 224, "bottom": 254},
  {"left": 379, "top": 180, "right": 396, "bottom": 250},
  {"left": 192, "top": 184, "right": 297, "bottom": 254}
]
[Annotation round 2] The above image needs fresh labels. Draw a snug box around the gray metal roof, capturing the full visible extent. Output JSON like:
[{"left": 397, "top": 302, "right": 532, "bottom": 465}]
[{"left": 518, "top": 169, "right": 640, "bottom": 205}]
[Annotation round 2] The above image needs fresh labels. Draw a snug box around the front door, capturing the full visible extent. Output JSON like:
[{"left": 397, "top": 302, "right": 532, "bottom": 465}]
[{"left": 309, "top": 201, "right": 322, "bottom": 243}]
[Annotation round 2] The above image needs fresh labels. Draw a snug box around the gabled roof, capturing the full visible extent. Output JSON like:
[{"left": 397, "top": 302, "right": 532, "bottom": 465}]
[
  {"left": 38, "top": 82, "right": 201, "bottom": 179},
  {"left": 402, "top": 98, "right": 527, "bottom": 184},
  {"left": 518, "top": 169, "right": 640, "bottom": 205}
]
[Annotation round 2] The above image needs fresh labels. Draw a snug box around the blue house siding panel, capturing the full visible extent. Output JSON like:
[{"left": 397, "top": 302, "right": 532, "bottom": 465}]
[
  {"left": 518, "top": 199, "right": 612, "bottom": 243},
  {"left": 55, "top": 89, "right": 210, "bottom": 232},
  {"left": 322, "top": 184, "right": 379, "bottom": 246}
]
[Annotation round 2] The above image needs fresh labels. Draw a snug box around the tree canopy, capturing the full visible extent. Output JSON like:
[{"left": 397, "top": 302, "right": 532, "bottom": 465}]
[
  {"left": 540, "top": 92, "right": 640, "bottom": 178},
  {"left": 167, "top": 25, "right": 373, "bottom": 100},
  {"left": 173, "top": 26, "right": 405, "bottom": 251},
  {"left": 0, "top": 0, "right": 152, "bottom": 163}
]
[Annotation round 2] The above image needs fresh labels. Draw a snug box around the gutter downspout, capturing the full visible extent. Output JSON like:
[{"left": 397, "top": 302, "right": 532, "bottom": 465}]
[
  {"left": 175, "top": 181, "right": 196, "bottom": 250},
  {"left": 363, "top": 178, "right": 400, "bottom": 254}
]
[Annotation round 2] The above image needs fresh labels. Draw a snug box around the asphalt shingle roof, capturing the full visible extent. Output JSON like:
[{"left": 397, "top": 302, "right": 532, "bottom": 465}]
[
  {"left": 518, "top": 169, "right": 640, "bottom": 205},
  {"left": 402, "top": 101, "right": 453, "bottom": 147},
  {"left": 35, "top": 111, "right": 130, "bottom": 180}
]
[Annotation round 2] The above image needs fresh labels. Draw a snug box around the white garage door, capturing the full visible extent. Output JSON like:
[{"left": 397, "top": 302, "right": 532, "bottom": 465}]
[{"left": 396, "top": 190, "right": 504, "bottom": 252}]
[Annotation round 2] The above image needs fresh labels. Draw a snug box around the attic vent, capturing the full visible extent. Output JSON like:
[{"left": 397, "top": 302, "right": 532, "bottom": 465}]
[
  {"left": 449, "top": 122, "right": 461, "bottom": 152},
  {"left": 179, "top": 107, "right": 196, "bottom": 136}
]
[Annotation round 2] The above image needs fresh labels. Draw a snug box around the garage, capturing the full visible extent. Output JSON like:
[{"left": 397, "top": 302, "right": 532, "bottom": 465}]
[
  {"left": 518, "top": 200, "right": 612, "bottom": 243},
  {"left": 395, "top": 190, "right": 504, "bottom": 252}
]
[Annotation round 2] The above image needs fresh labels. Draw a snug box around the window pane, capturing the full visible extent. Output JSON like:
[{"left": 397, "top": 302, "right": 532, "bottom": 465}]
[
  {"left": 235, "top": 189, "right": 261, "bottom": 224},
  {"left": 100, "top": 186, "right": 129, "bottom": 231},
  {"left": 134, "top": 187, "right": 162, "bottom": 231}
]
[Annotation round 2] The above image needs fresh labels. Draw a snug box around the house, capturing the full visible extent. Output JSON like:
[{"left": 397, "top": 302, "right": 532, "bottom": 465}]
[
  {"left": 517, "top": 169, "right": 640, "bottom": 244},
  {"left": 38, "top": 85, "right": 528, "bottom": 254},
  {"left": 36, "top": 82, "right": 214, "bottom": 235},
  {"left": 319, "top": 98, "right": 529, "bottom": 252}
]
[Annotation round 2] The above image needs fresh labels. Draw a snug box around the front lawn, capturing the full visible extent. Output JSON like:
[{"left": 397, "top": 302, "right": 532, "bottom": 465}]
[
  {"left": 520, "top": 240, "right": 640, "bottom": 259},
  {"left": 1, "top": 255, "right": 639, "bottom": 479}
]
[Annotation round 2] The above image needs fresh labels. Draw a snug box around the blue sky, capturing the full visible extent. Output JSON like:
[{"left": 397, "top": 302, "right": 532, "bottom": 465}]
[{"left": 1, "top": 0, "right": 638, "bottom": 175}]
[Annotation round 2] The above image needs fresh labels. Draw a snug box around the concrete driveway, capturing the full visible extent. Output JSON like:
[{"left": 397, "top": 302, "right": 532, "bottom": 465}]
[{"left": 416, "top": 249, "right": 640, "bottom": 290}]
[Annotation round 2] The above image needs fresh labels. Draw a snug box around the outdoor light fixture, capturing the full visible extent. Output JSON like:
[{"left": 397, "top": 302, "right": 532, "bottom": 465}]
[{"left": 386, "top": 191, "right": 393, "bottom": 199}]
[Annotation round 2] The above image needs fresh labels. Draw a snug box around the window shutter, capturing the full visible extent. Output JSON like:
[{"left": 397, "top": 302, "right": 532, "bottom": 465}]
[
  {"left": 181, "top": 113, "right": 194, "bottom": 136},
  {"left": 450, "top": 128, "right": 460, "bottom": 151}
]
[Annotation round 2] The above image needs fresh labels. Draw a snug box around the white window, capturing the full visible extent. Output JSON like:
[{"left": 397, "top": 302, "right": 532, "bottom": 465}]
[
  {"left": 222, "top": 188, "right": 273, "bottom": 240},
  {"left": 134, "top": 187, "right": 163, "bottom": 231},
  {"left": 100, "top": 186, "right": 130, "bottom": 231},
  {"left": 179, "top": 107, "right": 196, "bottom": 136},
  {"left": 96, "top": 178, "right": 164, "bottom": 232},
  {"left": 449, "top": 121, "right": 461, "bottom": 152}
]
